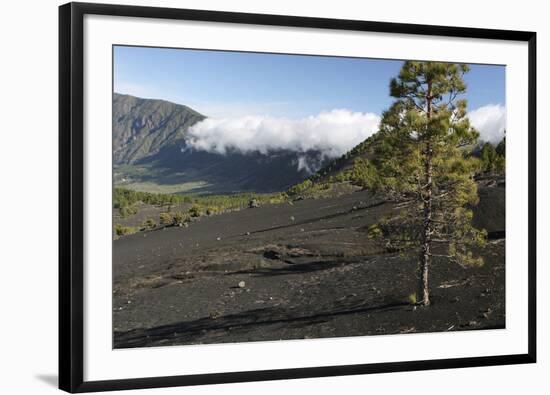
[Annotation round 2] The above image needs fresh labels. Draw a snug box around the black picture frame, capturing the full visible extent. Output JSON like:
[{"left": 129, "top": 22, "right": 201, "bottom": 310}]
[{"left": 59, "top": 2, "right": 537, "bottom": 393}]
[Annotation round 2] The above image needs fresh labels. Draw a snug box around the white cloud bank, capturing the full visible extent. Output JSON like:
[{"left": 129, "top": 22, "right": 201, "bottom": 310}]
[
  {"left": 468, "top": 104, "right": 506, "bottom": 144},
  {"left": 187, "top": 109, "right": 381, "bottom": 159},
  {"left": 186, "top": 104, "right": 506, "bottom": 161}
]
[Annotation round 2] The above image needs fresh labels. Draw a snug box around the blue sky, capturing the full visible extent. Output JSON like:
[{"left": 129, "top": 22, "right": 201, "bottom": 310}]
[{"left": 114, "top": 45, "right": 505, "bottom": 119}]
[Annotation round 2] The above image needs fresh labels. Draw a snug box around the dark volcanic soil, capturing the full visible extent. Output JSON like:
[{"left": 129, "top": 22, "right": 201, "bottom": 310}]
[{"left": 113, "top": 187, "right": 505, "bottom": 349}]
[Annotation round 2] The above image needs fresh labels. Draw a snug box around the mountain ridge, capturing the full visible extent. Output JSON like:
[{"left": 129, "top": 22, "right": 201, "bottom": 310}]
[
  {"left": 113, "top": 93, "right": 205, "bottom": 165},
  {"left": 113, "top": 93, "right": 328, "bottom": 194}
]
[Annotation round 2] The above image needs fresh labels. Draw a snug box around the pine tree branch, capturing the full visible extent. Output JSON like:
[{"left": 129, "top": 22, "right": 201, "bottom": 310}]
[{"left": 431, "top": 254, "right": 454, "bottom": 259}]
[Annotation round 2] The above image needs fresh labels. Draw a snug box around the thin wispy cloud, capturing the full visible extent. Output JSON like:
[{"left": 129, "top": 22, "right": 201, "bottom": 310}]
[
  {"left": 114, "top": 83, "right": 300, "bottom": 118},
  {"left": 187, "top": 100, "right": 301, "bottom": 119},
  {"left": 114, "top": 81, "right": 157, "bottom": 99}
]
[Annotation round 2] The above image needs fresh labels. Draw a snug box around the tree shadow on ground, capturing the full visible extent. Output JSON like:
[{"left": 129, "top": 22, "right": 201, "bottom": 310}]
[
  {"left": 248, "top": 200, "right": 388, "bottom": 236},
  {"left": 114, "top": 297, "right": 410, "bottom": 349},
  {"left": 227, "top": 258, "right": 364, "bottom": 277}
]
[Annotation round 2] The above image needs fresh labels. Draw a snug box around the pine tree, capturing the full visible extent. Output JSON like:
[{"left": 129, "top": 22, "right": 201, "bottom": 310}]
[
  {"left": 494, "top": 135, "right": 506, "bottom": 172},
  {"left": 375, "top": 61, "right": 486, "bottom": 306},
  {"left": 495, "top": 135, "right": 506, "bottom": 157},
  {"left": 480, "top": 142, "right": 497, "bottom": 172}
]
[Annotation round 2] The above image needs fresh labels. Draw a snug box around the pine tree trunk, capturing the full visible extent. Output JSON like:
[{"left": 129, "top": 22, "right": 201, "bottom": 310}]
[
  {"left": 420, "top": 144, "right": 433, "bottom": 306},
  {"left": 420, "top": 83, "right": 433, "bottom": 306}
]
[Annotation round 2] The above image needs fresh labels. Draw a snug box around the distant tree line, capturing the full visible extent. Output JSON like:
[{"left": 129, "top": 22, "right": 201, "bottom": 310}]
[
  {"left": 113, "top": 188, "right": 288, "bottom": 236},
  {"left": 478, "top": 137, "right": 505, "bottom": 173},
  {"left": 114, "top": 188, "right": 191, "bottom": 212}
]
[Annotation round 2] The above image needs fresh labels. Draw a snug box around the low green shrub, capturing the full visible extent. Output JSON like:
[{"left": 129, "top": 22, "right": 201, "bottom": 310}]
[
  {"left": 172, "top": 211, "right": 190, "bottom": 225},
  {"left": 119, "top": 205, "right": 138, "bottom": 218},
  {"left": 159, "top": 212, "right": 173, "bottom": 225},
  {"left": 189, "top": 204, "right": 204, "bottom": 217},
  {"left": 287, "top": 179, "right": 313, "bottom": 196},
  {"left": 114, "top": 223, "right": 136, "bottom": 236},
  {"left": 143, "top": 218, "right": 156, "bottom": 229}
]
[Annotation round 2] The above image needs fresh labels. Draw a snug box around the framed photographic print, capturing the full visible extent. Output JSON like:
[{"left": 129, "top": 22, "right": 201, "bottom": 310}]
[{"left": 59, "top": 2, "right": 537, "bottom": 392}]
